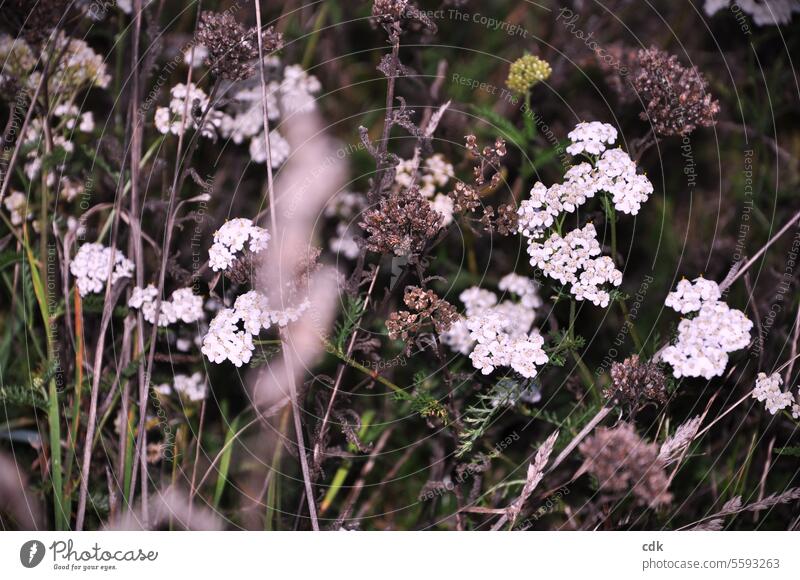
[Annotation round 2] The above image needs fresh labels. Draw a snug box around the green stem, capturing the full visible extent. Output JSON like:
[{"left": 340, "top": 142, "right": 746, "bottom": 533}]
[{"left": 322, "top": 339, "right": 408, "bottom": 397}]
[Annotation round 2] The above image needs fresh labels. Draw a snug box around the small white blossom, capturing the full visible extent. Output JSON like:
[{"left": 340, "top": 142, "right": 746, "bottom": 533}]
[
  {"left": 249, "top": 130, "right": 291, "bottom": 168},
  {"left": 566, "top": 121, "right": 618, "bottom": 156},
  {"left": 70, "top": 243, "right": 134, "bottom": 296},
  {"left": 208, "top": 218, "right": 270, "bottom": 273},
  {"left": 665, "top": 277, "right": 721, "bottom": 314},
  {"left": 661, "top": 295, "right": 752, "bottom": 379},
  {"left": 3, "top": 191, "right": 28, "bottom": 225},
  {"left": 751, "top": 372, "right": 794, "bottom": 415}
]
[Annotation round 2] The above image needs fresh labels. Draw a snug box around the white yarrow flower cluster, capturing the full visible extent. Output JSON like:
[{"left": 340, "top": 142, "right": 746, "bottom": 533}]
[
  {"left": 156, "top": 372, "right": 207, "bottom": 402},
  {"left": 155, "top": 82, "right": 223, "bottom": 138},
  {"left": 442, "top": 276, "right": 547, "bottom": 378},
  {"left": 128, "top": 285, "right": 204, "bottom": 327},
  {"left": 665, "top": 277, "right": 722, "bottom": 314},
  {"left": 248, "top": 130, "right": 291, "bottom": 168},
  {"left": 214, "top": 65, "right": 320, "bottom": 167},
  {"left": 704, "top": 0, "right": 800, "bottom": 26},
  {"left": 661, "top": 281, "right": 752, "bottom": 379},
  {"left": 325, "top": 191, "right": 366, "bottom": 260},
  {"left": 208, "top": 218, "right": 270, "bottom": 273},
  {"left": 751, "top": 372, "right": 795, "bottom": 415},
  {"left": 566, "top": 121, "right": 618, "bottom": 156},
  {"left": 525, "top": 223, "right": 622, "bottom": 307},
  {"left": 498, "top": 273, "right": 542, "bottom": 309},
  {"left": 202, "top": 290, "right": 309, "bottom": 366},
  {"left": 70, "top": 243, "right": 134, "bottom": 296},
  {"left": 3, "top": 191, "right": 28, "bottom": 226}
]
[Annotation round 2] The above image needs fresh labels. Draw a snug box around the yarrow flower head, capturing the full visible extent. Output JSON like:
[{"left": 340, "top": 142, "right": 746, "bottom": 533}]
[
  {"left": 751, "top": 372, "right": 794, "bottom": 415},
  {"left": 664, "top": 276, "right": 721, "bottom": 314},
  {"left": 202, "top": 290, "right": 309, "bottom": 366},
  {"left": 661, "top": 287, "right": 752, "bottom": 379},
  {"left": 154, "top": 82, "right": 223, "bottom": 138},
  {"left": 208, "top": 218, "right": 270, "bottom": 282},
  {"left": 704, "top": 0, "right": 800, "bottom": 27},
  {"left": 524, "top": 223, "right": 622, "bottom": 307},
  {"left": 70, "top": 243, "right": 134, "bottom": 297},
  {"left": 128, "top": 285, "right": 204, "bottom": 327},
  {"left": 442, "top": 275, "right": 546, "bottom": 379},
  {"left": 506, "top": 54, "right": 552, "bottom": 94},
  {"left": 157, "top": 372, "right": 207, "bottom": 402},
  {"left": 3, "top": 191, "right": 28, "bottom": 225},
  {"left": 566, "top": 122, "right": 618, "bottom": 156}
]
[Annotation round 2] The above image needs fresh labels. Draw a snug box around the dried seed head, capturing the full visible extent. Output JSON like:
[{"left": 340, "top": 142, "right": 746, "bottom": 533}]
[
  {"left": 387, "top": 286, "right": 458, "bottom": 340},
  {"left": 195, "top": 11, "right": 283, "bottom": 81},
  {"left": 360, "top": 186, "right": 442, "bottom": 257},
  {"left": 579, "top": 422, "right": 672, "bottom": 508},
  {"left": 606, "top": 355, "right": 668, "bottom": 408},
  {"left": 630, "top": 47, "right": 719, "bottom": 136},
  {"left": 1, "top": 0, "right": 69, "bottom": 45}
]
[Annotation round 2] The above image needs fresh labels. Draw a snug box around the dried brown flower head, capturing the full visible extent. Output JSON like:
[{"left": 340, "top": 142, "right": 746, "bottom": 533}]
[
  {"left": 371, "top": 0, "right": 435, "bottom": 37},
  {"left": 372, "top": 0, "right": 409, "bottom": 23},
  {"left": 606, "top": 355, "right": 668, "bottom": 409},
  {"left": 360, "top": 186, "right": 442, "bottom": 256},
  {"left": 386, "top": 286, "right": 458, "bottom": 340},
  {"left": 579, "top": 422, "right": 672, "bottom": 508},
  {"left": 629, "top": 47, "right": 720, "bottom": 136},
  {"left": 195, "top": 11, "right": 283, "bottom": 81},
  {"left": 2, "top": 0, "right": 69, "bottom": 45}
]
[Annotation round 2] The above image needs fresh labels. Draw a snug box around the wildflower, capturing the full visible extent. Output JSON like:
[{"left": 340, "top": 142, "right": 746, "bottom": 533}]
[
  {"left": 372, "top": 0, "right": 409, "bottom": 24},
  {"left": 248, "top": 129, "right": 291, "bottom": 168},
  {"left": 704, "top": 0, "right": 800, "bottom": 26},
  {"left": 45, "top": 33, "right": 111, "bottom": 92},
  {"left": 607, "top": 355, "right": 668, "bottom": 407},
  {"left": 157, "top": 372, "right": 207, "bottom": 402},
  {"left": 195, "top": 11, "right": 282, "bottom": 81},
  {"left": 498, "top": 273, "right": 542, "bottom": 309},
  {"left": 665, "top": 276, "right": 721, "bottom": 314},
  {"left": 128, "top": 285, "right": 204, "bottom": 327},
  {"left": 330, "top": 223, "right": 361, "bottom": 260},
  {"left": 751, "top": 372, "right": 794, "bottom": 415},
  {"left": 630, "top": 47, "right": 719, "bottom": 137},
  {"left": 661, "top": 294, "right": 752, "bottom": 379},
  {"left": 566, "top": 122, "right": 618, "bottom": 156},
  {"left": 279, "top": 65, "right": 322, "bottom": 115},
  {"left": 3, "top": 191, "right": 28, "bottom": 225},
  {"left": 154, "top": 82, "right": 223, "bottom": 138},
  {"left": 202, "top": 290, "right": 309, "bottom": 366},
  {"left": 442, "top": 277, "right": 546, "bottom": 379},
  {"left": 506, "top": 54, "right": 552, "bottom": 94},
  {"left": 208, "top": 218, "right": 270, "bottom": 282},
  {"left": 70, "top": 243, "right": 134, "bottom": 297},
  {"left": 525, "top": 224, "right": 622, "bottom": 308},
  {"left": 579, "top": 422, "right": 672, "bottom": 508}
]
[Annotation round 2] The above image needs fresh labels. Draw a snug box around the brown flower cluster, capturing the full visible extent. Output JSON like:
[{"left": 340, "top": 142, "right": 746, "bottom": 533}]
[
  {"left": 2, "top": 0, "right": 69, "bottom": 45},
  {"left": 386, "top": 286, "right": 458, "bottom": 340},
  {"left": 579, "top": 422, "right": 672, "bottom": 508},
  {"left": 449, "top": 135, "right": 506, "bottom": 213},
  {"left": 448, "top": 135, "right": 516, "bottom": 235},
  {"left": 606, "top": 355, "right": 668, "bottom": 409},
  {"left": 360, "top": 186, "right": 442, "bottom": 257},
  {"left": 629, "top": 47, "right": 720, "bottom": 137},
  {"left": 195, "top": 11, "right": 283, "bottom": 82}
]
